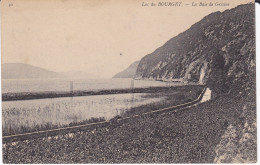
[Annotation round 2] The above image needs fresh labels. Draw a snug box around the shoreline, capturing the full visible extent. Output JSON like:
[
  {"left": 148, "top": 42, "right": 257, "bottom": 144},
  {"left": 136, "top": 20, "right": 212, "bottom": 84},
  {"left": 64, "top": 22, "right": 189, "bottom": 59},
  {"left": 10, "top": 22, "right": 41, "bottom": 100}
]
[{"left": 2, "top": 85, "right": 204, "bottom": 101}]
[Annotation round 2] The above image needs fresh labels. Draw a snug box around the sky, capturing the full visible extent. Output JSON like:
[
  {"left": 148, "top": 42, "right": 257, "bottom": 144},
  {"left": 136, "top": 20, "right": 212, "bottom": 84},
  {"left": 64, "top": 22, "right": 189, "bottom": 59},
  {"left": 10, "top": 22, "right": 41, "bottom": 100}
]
[{"left": 1, "top": 0, "right": 253, "bottom": 78}]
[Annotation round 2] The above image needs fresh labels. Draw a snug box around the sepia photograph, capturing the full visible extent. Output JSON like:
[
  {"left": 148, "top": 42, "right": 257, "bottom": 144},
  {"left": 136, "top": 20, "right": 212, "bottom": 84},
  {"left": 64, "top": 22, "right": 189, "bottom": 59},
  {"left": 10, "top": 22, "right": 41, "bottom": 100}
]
[{"left": 1, "top": 0, "right": 256, "bottom": 163}]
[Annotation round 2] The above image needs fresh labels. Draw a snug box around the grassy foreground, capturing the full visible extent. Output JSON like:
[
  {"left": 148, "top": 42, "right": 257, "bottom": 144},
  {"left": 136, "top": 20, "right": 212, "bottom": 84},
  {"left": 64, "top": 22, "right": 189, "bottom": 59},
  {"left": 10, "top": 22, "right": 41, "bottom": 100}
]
[{"left": 3, "top": 90, "right": 256, "bottom": 163}]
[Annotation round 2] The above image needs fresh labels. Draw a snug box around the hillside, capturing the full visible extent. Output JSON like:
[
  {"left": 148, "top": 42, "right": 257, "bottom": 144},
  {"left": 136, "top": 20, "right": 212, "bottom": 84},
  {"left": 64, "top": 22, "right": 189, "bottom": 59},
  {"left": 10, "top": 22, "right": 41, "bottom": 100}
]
[
  {"left": 133, "top": 4, "right": 256, "bottom": 163},
  {"left": 113, "top": 61, "right": 140, "bottom": 78},
  {"left": 1, "top": 63, "right": 62, "bottom": 79},
  {"left": 135, "top": 4, "right": 255, "bottom": 96}
]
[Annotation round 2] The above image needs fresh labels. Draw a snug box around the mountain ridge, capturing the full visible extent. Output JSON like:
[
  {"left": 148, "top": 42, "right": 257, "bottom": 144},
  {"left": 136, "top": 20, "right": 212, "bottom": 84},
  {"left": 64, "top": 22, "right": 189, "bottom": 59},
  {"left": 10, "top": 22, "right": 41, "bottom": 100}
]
[
  {"left": 2, "top": 63, "right": 62, "bottom": 79},
  {"left": 113, "top": 61, "right": 140, "bottom": 78}
]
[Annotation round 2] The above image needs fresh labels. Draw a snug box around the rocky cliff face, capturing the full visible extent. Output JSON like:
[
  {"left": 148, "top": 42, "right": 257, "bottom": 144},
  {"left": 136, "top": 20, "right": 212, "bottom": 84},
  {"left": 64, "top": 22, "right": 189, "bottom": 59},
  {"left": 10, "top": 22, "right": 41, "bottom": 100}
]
[{"left": 135, "top": 4, "right": 255, "bottom": 95}]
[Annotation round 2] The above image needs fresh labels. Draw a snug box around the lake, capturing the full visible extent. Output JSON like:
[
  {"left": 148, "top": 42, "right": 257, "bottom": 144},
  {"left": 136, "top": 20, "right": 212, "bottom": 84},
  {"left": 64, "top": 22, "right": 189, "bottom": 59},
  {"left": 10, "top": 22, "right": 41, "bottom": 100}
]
[{"left": 2, "top": 78, "right": 183, "bottom": 94}]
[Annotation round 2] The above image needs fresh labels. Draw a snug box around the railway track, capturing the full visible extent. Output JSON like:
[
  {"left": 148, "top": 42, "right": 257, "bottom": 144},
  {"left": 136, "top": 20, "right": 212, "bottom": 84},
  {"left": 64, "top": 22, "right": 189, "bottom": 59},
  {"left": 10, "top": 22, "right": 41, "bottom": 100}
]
[{"left": 3, "top": 87, "right": 207, "bottom": 142}]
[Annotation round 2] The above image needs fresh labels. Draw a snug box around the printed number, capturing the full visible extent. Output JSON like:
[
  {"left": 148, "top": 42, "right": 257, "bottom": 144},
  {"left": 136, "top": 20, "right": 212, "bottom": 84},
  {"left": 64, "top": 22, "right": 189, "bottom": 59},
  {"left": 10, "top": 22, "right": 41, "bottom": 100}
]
[{"left": 9, "top": 3, "right": 13, "bottom": 7}]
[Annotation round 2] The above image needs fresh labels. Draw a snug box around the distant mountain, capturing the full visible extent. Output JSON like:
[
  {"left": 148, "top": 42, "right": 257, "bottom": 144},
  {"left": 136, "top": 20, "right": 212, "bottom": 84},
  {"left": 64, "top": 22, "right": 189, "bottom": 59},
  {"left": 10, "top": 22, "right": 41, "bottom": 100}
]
[
  {"left": 1, "top": 63, "right": 62, "bottom": 79},
  {"left": 113, "top": 61, "right": 140, "bottom": 78},
  {"left": 1, "top": 63, "right": 100, "bottom": 79}
]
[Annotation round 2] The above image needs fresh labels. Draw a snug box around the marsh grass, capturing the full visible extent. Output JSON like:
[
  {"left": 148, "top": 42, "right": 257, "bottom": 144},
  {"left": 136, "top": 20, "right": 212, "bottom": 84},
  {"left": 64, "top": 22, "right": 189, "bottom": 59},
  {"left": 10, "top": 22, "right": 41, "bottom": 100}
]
[{"left": 2, "top": 85, "right": 203, "bottom": 136}]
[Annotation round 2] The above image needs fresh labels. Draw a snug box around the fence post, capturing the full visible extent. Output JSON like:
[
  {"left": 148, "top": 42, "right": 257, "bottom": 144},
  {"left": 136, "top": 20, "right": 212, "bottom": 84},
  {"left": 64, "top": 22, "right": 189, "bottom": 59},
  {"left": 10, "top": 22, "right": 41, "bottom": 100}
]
[
  {"left": 131, "top": 79, "right": 134, "bottom": 89},
  {"left": 130, "top": 79, "right": 135, "bottom": 106},
  {"left": 70, "top": 81, "right": 73, "bottom": 94}
]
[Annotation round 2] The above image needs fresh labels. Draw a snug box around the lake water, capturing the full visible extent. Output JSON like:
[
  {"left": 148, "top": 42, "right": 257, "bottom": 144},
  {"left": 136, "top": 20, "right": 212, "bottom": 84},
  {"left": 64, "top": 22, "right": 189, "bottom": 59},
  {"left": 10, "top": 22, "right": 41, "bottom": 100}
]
[{"left": 2, "top": 78, "right": 183, "bottom": 94}]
